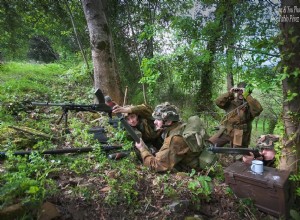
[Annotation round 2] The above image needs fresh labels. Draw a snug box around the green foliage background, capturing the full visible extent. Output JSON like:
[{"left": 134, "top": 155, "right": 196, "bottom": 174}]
[{"left": 0, "top": 0, "right": 299, "bottom": 218}]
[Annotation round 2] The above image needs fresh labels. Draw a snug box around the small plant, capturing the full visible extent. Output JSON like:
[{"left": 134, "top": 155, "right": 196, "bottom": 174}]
[
  {"left": 104, "top": 159, "right": 139, "bottom": 207},
  {"left": 188, "top": 175, "right": 212, "bottom": 201},
  {"left": 224, "top": 186, "right": 234, "bottom": 195},
  {"left": 0, "top": 152, "right": 59, "bottom": 210},
  {"left": 237, "top": 198, "right": 258, "bottom": 219}
]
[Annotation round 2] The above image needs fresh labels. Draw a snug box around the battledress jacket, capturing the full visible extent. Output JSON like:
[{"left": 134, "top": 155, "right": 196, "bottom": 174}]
[
  {"left": 215, "top": 92, "right": 263, "bottom": 146},
  {"left": 139, "top": 122, "right": 201, "bottom": 172},
  {"left": 129, "top": 104, "right": 162, "bottom": 148}
]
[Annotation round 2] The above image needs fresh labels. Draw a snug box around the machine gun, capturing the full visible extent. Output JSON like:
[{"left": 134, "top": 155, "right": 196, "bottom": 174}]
[
  {"left": 3, "top": 89, "right": 140, "bottom": 161},
  {"left": 31, "top": 88, "right": 112, "bottom": 130},
  {"left": 207, "top": 146, "right": 261, "bottom": 158},
  {"left": 0, "top": 145, "right": 123, "bottom": 160}
]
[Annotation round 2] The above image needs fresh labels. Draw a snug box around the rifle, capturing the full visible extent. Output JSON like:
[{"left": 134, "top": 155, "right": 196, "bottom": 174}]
[
  {"left": 207, "top": 146, "right": 261, "bottom": 158},
  {"left": 31, "top": 89, "right": 112, "bottom": 129},
  {"left": 95, "top": 89, "right": 141, "bottom": 143},
  {"left": 0, "top": 145, "right": 123, "bottom": 160},
  {"left": 92, "top": 92, "right": 142, "bottom": 160},
  {"left": 94, "top": 90, "right": 141, "bottom": 160},
  {"left": 219, "top": 102, "right": 248, "bottom": 125},
  {"left": 102, "top": 114, "right": 141, "bottom": 160},
  {"left": 104, "top": 114, "right": 143, "bottom": 160}
]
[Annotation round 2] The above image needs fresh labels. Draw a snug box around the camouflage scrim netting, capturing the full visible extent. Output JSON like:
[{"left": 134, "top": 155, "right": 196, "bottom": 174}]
[
  {"left": 152, "top": 102, "right": 180, "bottom": 121},
  {"left": 256, "top": 134, "right": 280, "bottom": 149}
]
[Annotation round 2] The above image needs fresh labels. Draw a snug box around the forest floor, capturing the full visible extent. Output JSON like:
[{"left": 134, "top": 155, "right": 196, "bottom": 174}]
[
  {"left": 44, "top": 156, "right": 280, "bottom": 220},
  {"left": 0, "top": 122, "right": 296, "bottom": 220}
]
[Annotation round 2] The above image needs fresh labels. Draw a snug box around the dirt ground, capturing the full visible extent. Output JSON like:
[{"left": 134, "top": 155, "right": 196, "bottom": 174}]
[{"left": 46, "top": 156, "right": 281, "bottom": 220}]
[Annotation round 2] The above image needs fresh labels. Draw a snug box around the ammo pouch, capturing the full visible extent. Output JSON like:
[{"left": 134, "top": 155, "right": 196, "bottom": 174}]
[
  {"left": 233, "top": 129, "right": 243, "bottom": 146},
  {"left": 199, "top": 150, "right": 217, "bottom": 169}
]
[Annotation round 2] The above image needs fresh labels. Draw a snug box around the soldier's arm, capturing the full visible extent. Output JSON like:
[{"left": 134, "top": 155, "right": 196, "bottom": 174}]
[
  {"left": 215, "top": 92, "right": 234, "bottom": 109},
  {"left": 245, "top": 95, "right": 263, "bottom": 118},
  {"left": 130, "top": 104, "right": 153, "bottom": 119},
  {"left": 137, "top": 136, "right": 189, "bottom": 172},
  {"left": 112, "top": 104, "right": 153, "bottom": 119}
]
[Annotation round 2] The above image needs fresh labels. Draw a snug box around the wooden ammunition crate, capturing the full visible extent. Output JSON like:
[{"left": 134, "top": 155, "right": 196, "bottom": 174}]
[{"left": 224, "top": 161, "right": 291, "bottom": 218}]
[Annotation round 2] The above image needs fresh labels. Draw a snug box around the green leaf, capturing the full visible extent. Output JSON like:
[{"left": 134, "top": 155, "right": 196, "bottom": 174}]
[
  {"left": 291, "top": 36, "right": 299, "bottom": 44},
  {"left": 286, "top": 91, "right": 298, "bottom": 102},
  {"left": 27, "top": 186, "right": 39, "bottom": 194},
  {"left": 290, "top": 209, "right": 300, "bottom": 220}
]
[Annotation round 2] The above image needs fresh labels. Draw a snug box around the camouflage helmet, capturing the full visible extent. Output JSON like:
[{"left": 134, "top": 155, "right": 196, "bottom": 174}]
[
  {"left": 152, "top": 102, "right": 180, "bottom": 121},
  {"left": 256, "top": 134, "right": 279, "bottom": 149}
]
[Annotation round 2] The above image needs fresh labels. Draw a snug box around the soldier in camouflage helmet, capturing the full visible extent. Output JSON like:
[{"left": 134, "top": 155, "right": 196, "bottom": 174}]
[
  {"left": 135, "top": 102, "right": 202, "bottom": 172},
  {"left": 208, "top": 82, "right": 263, "bottom": 148},
  {"left": 112, "top": 103, "right": 163, "bottom": 151},
  {"left": 243, "top": 134, "right": 279, "bottom": 167}
]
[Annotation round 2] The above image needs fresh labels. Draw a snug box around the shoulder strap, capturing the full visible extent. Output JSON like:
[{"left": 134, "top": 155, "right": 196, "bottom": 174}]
[
  {"left": 220, "top": 102, "right": 248, "bottom": 125},
  {"left": 168, "top": 123, "right": 186, "bottom": 137}
]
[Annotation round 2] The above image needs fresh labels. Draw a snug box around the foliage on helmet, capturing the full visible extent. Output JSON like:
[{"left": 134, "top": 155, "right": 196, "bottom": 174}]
[{"left": 152, "top": 102, "right": 180, "bottom": 121}]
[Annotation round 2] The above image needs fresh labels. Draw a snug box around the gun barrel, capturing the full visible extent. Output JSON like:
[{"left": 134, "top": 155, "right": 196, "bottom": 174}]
[
  {"left": 31, "top": 102, "right": 67, "bottom": 107},
  {"left": 117, "top": 114, "right": 140, "bottom": 143},
  {"left": 31, "top": 102, "right": 112, "bottom": 112},
  {"left": 208, "top": 147, "right": 260, "bottom": 156},
  {"left": 0, "top": 145, "right": 123, "bottom": 159}
]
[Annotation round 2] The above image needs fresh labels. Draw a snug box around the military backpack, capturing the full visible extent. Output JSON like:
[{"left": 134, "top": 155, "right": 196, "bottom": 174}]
[{"left": 175, "top": 116, "right": 217, "bottom": 169}]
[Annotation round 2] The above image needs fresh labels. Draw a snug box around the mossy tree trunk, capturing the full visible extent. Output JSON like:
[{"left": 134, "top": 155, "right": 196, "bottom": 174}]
[
  {"left": 81, "top": 0, "right": 123, "bottom": 104},
  {"left": 278, "top": 0, "right": 300, "bottom": 172}
]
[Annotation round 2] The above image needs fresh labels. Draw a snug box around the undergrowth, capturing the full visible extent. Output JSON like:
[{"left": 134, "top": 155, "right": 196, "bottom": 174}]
[{"left": 0, "top": 62, "right": 299, "bottom": 219}]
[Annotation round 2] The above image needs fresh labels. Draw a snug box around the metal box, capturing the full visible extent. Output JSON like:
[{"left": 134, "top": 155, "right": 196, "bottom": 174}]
[{"left": 224, "top": 161, "right": 291, "bottom": 218}]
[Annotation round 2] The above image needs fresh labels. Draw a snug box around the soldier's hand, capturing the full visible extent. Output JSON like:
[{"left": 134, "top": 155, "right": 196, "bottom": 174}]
[
  {"left": 242, "top": 152, "right": 254, "bottom": 164},
  {"left": 230, "top": 87, "right": 236, "bottom": 93},
  {"left": 112, "top": 106, "right": 132, "bottom": 114},
  {"left": 112, "top": 105, "right": 120, "bottom": 110},
  {"left": 135, "top": 138, "right": 147, "bottom": 152},
  {"left": 241, "top": 88, "right": 250, "bottom": 99},
  {"left": 230, "top": 87, "right": 243, "bottom": 93}
]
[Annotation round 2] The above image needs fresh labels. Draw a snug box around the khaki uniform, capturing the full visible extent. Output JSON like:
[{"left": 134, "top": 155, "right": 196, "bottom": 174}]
[
  {"left": 209, "top": 92, "right": 263, "bottom": 147},
  {"left": 139, "top": 122, "right": 201, "bottom": 172},
  {"left": 129, "top": 104, "right": 163, "bottom": 149}
]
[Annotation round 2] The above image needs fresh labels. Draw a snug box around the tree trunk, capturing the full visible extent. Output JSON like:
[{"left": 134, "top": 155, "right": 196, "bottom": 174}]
[
  {"left": 224, "top": 1, "right": 234, "bottom": 90},
  {"left": 267, "top": 117, "right": 277, "bottom": 134},
  {"left": 197, "top": 1, "right": 236, "bottom": 112},
  {"left": 278, "top": 0, "right": 300, "bottom": 172},
  {"left": 197, "top": 40, "right": 216, "bottom": 112},
  {"left": 81, "top": 0, "right": 123, "bottom": 104}
]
